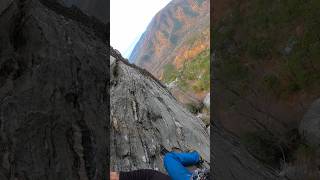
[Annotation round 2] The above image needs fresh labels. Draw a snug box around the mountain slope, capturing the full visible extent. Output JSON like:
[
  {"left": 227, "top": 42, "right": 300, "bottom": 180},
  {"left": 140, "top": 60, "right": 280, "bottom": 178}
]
[
  {"left": 129, "top": 0, "right": 210, "bottom": 119},
  {"left": 129, "top": 0, "right": 209, "bottom": 78}
]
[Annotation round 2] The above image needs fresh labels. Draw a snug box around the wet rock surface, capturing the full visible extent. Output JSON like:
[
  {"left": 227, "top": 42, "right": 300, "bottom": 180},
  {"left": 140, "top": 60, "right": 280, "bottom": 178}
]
[{"left": 0, "top": 0, "right": 108, "bottom": 179}]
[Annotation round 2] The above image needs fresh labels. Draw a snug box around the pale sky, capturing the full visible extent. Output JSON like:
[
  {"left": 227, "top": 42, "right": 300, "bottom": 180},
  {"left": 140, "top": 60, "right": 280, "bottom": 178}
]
[{"left": 111, "top": 0, "right": 172, "bottom": 58}]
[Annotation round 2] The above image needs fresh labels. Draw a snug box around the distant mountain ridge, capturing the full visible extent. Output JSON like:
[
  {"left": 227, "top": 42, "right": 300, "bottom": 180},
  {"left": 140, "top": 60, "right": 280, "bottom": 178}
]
[{"left": 129, "top": 0, "right": 209, "bottom": 78}]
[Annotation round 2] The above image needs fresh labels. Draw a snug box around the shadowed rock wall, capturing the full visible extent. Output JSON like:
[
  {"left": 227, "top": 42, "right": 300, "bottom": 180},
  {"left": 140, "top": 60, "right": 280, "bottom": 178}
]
[{"left": 0, "top": 0, "right": 108, "bottom": 179}]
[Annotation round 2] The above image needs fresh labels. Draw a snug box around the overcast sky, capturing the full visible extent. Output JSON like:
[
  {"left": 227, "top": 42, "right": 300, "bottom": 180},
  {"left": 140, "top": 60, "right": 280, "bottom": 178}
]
[{"left": 111, "top": 0, "right": 172, "bottom": 58}]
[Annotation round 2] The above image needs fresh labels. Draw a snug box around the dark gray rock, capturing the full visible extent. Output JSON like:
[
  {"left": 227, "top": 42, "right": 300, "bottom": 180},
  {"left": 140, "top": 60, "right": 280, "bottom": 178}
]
[
  {"left": 279, "top": 164, "right": 320, "bottom": 180},
  {"left": 0, "top": 0, "right": 108, "bottom": 179},
  {"left": 56, "top": 0, "right": 108, "bottom": 23},
  {"left": 213, "top": 122, "right": 283, "bottom": 180},
  {"left": 0, "top": 0, "right": 13, "bottom": 15},
  {"left": 110, "top": 48, "right": 210, "bottom": 172},
  {"left": 299, "top": 98, "right": 320, "bottom": 146}
]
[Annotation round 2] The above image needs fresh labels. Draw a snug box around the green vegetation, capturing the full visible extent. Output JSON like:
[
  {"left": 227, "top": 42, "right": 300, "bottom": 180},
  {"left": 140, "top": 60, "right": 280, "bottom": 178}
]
[
  {"left": 180, "top": 49, "right": 210, "bottom": 92},
  {"left": 240, "top": 128, "right": 320, "bottom": 172},
  {"left": 240, "top": 131, "right": 285, "bottom": 167},
  {"left": 294, "top": 144, "right": 318, "bottom": 163},
  {"left": 162, "top": 30, "right": 169, "bottom": 39},
  {"left": 182, "top": 5, "right": 199, "bottom": 17},
  {"left": 163, "top": 63, "right": 177, "bottom": 83},
  {"left": 213, "top": 0, "right": 320, "bottom": 99},
  {"left": 290, "top": 144, "right": 320, "bottom": 180},
  {"left": 162, "top": 50, "right": 210, "bottom": 120},
  {"left": 214, "top": 0, "right": 320, "bottom": 173},
  {"left": 173, "top": 18, "right": 182, "bottom": 32},
  {"left": 162, "top": 49, "right": 210, "bottom": 93},
  {"left": 263, "top": 73, "right": 280, "bottom": 91},
  {"left": 195, "top": 0, "right": 205, "bottom": 5},
  {"left": 170, "top": 35, "right": 179, "bottom": 45},
  {"left": 185, "top": 103, "right": 202, "bottom": 114},
  {"left": 186, "top": 34, "right": 200, "bottom": 45}
]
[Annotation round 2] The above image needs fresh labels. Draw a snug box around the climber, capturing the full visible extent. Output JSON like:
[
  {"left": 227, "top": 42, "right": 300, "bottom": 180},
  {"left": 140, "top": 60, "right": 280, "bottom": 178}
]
[{"left": 110, "top": 151, "right": 210, "bottom": 180}]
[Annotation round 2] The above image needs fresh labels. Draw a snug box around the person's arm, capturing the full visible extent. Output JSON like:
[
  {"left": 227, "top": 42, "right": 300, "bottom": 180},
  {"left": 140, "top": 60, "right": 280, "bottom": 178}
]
[{"left": 110, "top": 172, "right": 119, "bottom": 180}]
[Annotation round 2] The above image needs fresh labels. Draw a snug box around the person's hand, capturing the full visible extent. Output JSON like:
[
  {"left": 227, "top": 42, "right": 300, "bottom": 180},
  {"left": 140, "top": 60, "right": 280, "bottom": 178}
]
[{"left": 110, "top": 171, "right": 119, "bottom": 180}]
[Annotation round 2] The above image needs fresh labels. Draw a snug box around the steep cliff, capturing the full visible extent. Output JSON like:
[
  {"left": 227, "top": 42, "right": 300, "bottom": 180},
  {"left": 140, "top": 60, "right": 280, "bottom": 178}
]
[
  {"left": 110, "top": 47, "right": 286, "bottom": 179},
  {"left": 110, "top": 47, "right": 210, "bottom": 172},
  {"left": 0, "top": 0, "right": 108, "bottom": 179}
]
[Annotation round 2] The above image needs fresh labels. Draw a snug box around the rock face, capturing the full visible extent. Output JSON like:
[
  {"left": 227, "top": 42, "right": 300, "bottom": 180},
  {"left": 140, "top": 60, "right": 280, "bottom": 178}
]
[
  {"left": 56, "top": 0, "right": 108, "bottom": 23},
  {"left": 110, "top": 47, "right": 210, "bottom": 172},
  {"left": 0, "top": 0, "right": 108, "bottom": 179},
  {"left": 0, "top": 0, "right": 13, "bottom": 15},
  {"left": 299, "top": 98, "right": 320, "bottom": 146},
  {"left": 203, "top": 93, "right": 210, "bottom": 109},
  {"left": 213, "top": 122, "right": 283, "bottom": 180}
]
